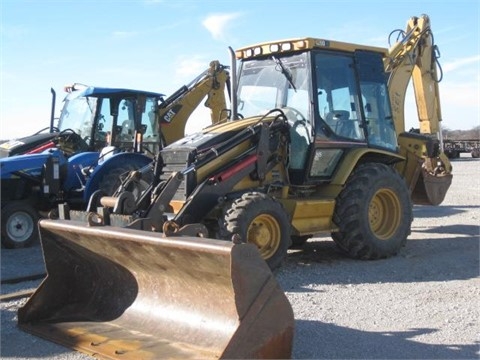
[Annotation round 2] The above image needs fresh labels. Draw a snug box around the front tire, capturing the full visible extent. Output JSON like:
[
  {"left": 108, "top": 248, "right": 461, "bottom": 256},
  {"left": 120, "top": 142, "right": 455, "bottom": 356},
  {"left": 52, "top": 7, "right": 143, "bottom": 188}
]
[
  {"left": 1, "top": 201, "right": 39, "bottom": 249},
  {"left": 220, "top": 192, "right": 291, "bottom": 270},
  {"left": 331, "top": 163, "right": 412, "bottom": 259}
]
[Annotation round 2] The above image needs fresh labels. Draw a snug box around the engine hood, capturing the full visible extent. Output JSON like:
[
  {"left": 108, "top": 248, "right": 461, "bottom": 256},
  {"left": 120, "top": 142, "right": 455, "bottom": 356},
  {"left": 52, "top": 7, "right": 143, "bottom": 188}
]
[
  {"left": 0, "top": 132, "right": 58, "bottom": 158},
  {"left": 165, "top": 115, "right": 271, "bottom": 152}
]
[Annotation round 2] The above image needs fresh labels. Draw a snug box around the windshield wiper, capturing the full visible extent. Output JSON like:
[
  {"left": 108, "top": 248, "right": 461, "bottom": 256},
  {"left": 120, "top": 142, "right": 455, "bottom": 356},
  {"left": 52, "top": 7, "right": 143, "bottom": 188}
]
[{"left": 272, "top": 56, "right": 297, "bottom": 92}]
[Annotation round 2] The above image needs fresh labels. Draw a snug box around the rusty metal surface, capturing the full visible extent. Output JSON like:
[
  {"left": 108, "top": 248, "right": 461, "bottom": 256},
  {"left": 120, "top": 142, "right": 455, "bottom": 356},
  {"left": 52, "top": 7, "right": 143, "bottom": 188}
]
[{"left": 18, "top": 219, "right": 294, "bottom": 359}]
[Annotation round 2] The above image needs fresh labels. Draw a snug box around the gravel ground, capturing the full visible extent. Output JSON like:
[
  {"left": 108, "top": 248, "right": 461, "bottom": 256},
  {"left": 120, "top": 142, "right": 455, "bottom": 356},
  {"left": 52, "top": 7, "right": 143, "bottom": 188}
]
[{"left": 1, "top": 155, "right": 479, "bottom": 359}]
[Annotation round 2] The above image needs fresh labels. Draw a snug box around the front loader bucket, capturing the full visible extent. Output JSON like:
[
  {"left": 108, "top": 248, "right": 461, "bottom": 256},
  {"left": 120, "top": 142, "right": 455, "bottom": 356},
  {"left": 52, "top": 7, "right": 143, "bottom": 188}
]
[{"left": 18, "top": 219, "right": 294, "bottom": 359}]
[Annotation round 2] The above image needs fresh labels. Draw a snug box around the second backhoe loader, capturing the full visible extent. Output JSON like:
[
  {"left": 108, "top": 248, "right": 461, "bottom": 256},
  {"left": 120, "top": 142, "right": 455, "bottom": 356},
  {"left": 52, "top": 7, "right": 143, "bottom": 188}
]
[
  {"left": 19, "top": 14, "right": 451, "bottom": 359},
  {"left": 158, "top": 60, "right": 231, "bottom": 145}
]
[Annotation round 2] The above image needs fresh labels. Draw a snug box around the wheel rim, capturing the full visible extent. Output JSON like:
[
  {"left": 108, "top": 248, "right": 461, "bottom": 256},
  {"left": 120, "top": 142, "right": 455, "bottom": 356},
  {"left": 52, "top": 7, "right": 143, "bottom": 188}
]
[
  {"left": 247, "top": 214, "right": 281, "bottom": 259},
  {"left": 6, "top": 211, "right": 34, "bottom": 243},
  {"left": 369, "top": 188, "right": 401, "bottom": 240}
]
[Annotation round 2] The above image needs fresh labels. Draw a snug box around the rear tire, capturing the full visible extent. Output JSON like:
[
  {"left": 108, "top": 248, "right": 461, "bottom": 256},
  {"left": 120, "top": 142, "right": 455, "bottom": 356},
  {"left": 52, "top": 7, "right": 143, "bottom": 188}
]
[
  {"left": 1, "top": 201, "right": 39, "bottom": 249},
  {"left": 331, "top": 163, "right": 412, "bottom": 259},
  {"left": 220, "top": 192, "right": 291, "bottom": 270},
  {"left": 98, "top": 165, "right": 138, "bottom": 196}
]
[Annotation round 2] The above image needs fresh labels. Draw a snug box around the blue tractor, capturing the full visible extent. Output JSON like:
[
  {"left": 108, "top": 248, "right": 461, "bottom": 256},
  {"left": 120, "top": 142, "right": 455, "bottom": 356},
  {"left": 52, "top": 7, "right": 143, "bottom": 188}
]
[{"left": 1, "top": 84, "right": 165, "bottom": 248}]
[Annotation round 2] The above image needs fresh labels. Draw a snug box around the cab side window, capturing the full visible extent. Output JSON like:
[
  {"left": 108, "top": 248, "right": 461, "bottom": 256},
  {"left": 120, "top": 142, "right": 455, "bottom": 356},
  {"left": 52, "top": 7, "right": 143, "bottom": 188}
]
[
  {"left": 315, "top": 53, "right": 365, "bottom": 141},
  {"left": 118, "top": 99, "right": 135, "bottom": 141},
  {"left": 95, "top": 98, "right": 114, "bottom": 148},
  {"left": 141, "top": 98, "right": 159, "bottom": 139}
]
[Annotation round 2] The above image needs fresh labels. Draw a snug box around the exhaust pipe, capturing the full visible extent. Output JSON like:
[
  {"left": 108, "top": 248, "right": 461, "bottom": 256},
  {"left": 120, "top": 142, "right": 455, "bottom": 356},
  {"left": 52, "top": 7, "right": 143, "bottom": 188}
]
[
  {"left": 49, "top": 88, "right": 56, "bottom": 133},
  {"left": 228, "top": 46, "right": 238, "bottom": 121}
]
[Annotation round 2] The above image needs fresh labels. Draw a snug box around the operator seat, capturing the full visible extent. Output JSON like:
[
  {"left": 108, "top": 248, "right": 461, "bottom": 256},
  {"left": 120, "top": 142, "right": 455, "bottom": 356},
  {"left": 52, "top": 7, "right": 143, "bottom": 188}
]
[
  {"left": 325, "top": 110, "right": 349, "bottom": 129},
  {"left": 288, "top": 120, "right": 311, "bottom": 185},
  {"left": 325, "top": 110, "right": 357, "bottom": 138},
  {"left": 121, "top": 119, "right": 135, "bottom": 141},
  {"left": 289, "top": 121, "right": 310, "bottom": 169}
]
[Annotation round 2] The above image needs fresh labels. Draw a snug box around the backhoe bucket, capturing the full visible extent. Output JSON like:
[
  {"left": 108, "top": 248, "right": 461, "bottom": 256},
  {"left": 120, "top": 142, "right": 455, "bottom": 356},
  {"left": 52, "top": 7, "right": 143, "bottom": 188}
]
[
  {"left": 18, "top": 219, "right": 294, "bottom": 359},
  {"left": 412, "top": 170, "right": 452, "bottom": 206}
]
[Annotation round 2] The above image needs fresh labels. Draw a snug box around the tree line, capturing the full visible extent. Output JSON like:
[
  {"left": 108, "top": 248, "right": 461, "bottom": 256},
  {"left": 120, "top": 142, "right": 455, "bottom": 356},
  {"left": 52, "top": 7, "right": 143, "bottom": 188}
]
[{"left": 443, "top": 125, "right": 480, "bottom": 140}]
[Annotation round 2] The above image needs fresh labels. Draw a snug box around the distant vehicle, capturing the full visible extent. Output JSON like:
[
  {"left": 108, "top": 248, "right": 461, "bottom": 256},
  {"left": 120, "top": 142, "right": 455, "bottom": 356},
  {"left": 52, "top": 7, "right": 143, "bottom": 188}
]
[{"left": 443, "top": 139, "right": 480, "bottom": 158}]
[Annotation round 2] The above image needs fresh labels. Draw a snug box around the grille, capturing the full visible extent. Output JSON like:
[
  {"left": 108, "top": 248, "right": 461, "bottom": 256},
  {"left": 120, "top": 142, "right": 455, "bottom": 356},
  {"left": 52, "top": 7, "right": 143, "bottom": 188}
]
[{"left": 160, "top": 147, "right": 195, "bottom": 201}]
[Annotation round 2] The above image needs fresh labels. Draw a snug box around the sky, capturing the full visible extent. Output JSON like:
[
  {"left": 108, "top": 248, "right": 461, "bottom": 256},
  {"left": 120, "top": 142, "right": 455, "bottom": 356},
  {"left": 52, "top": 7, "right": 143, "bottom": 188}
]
[{"left": 1, "top": 0, "right": 479, "bottom": 140}]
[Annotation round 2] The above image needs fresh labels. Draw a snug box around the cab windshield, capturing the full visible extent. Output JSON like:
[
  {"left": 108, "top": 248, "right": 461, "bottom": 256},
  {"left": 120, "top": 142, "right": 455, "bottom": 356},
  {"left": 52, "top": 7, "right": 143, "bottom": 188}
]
[
  {"left": 236, "top": 53, "right": 311, "bottom": 125},
  {"left": 57, "top": 95, "right": 97, "bottom": 140}
]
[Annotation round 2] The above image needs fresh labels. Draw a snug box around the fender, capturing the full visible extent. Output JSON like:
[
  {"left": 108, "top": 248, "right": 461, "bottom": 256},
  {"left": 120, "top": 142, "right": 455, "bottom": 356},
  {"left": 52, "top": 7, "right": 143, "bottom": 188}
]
[
  {"left": 331, "top": 148, "right": 405, "bottom": 186},
  {"left": 83, "top": 153, "right": 152, "bottom": 201}
]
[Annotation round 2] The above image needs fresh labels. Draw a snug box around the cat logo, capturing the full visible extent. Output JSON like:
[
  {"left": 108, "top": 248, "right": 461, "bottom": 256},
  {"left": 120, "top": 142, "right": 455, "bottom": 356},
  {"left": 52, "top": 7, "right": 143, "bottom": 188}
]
[{"left": 162, "top": 104, "right": 182, "bottom": 123}]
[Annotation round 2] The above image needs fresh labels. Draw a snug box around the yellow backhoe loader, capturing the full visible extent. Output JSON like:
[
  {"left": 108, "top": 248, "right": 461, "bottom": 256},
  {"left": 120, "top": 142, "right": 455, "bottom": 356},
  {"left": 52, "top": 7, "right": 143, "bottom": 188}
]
[
  {"left": 158, "top": 60, "right": 230, "bottom": 146},
  {"left": 19, "top": 14, "right": 451, "bottom": 359}
]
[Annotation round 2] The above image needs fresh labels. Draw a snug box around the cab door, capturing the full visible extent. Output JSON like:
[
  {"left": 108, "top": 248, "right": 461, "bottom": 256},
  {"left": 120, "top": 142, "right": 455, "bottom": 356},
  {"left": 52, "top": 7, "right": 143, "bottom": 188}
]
[
  {"left": 309, "top": 51, "right": 366, "bottom": 181},
  {"left": 355, "top": 50, "right": 397, "bottom": 152}
]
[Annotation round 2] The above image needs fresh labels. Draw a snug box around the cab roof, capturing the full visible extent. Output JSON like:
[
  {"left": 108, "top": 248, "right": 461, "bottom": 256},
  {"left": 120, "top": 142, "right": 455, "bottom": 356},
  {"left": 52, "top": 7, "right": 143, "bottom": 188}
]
[
  {"left": 236, "top": 37, "right": 388, "bottom": 59},
  {"left": 67, "top": 86, "right": 164, "bottom": 100}
]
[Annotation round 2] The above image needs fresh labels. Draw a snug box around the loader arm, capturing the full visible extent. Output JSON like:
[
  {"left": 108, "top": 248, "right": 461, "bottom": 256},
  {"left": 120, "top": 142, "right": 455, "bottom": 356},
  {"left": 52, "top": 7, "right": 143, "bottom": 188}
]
[
  {"left": 158, "top": 60, "right": 231, "bottom": 145},
  {"left": 83, "top": 113, "right": 290, "bottom": 234}
]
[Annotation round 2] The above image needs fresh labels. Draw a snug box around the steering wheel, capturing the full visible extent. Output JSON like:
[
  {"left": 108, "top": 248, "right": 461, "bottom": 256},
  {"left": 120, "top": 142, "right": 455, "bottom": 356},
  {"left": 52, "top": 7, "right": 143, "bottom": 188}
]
[
  {"left": 57, "top": 128, "right": 89, "bottom": 154},
  {"left": 34, "top": 126, "right": 60, "bottom": 135},
  {"left": 280, "top": 106, "right": 307, "bottom": 124},
  {"left": 281, "top": 106, "right": 312, "bottom": 143}
]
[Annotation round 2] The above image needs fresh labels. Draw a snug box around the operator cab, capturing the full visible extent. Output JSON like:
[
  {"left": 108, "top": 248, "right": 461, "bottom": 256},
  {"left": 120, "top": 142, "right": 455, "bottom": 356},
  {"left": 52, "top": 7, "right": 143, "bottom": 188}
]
[
  {"left": 58, "top": 87, "right": 164, "bottom": 155},
  {"left": 235, "top": 38, "right": 398, "bottom": 184}
]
